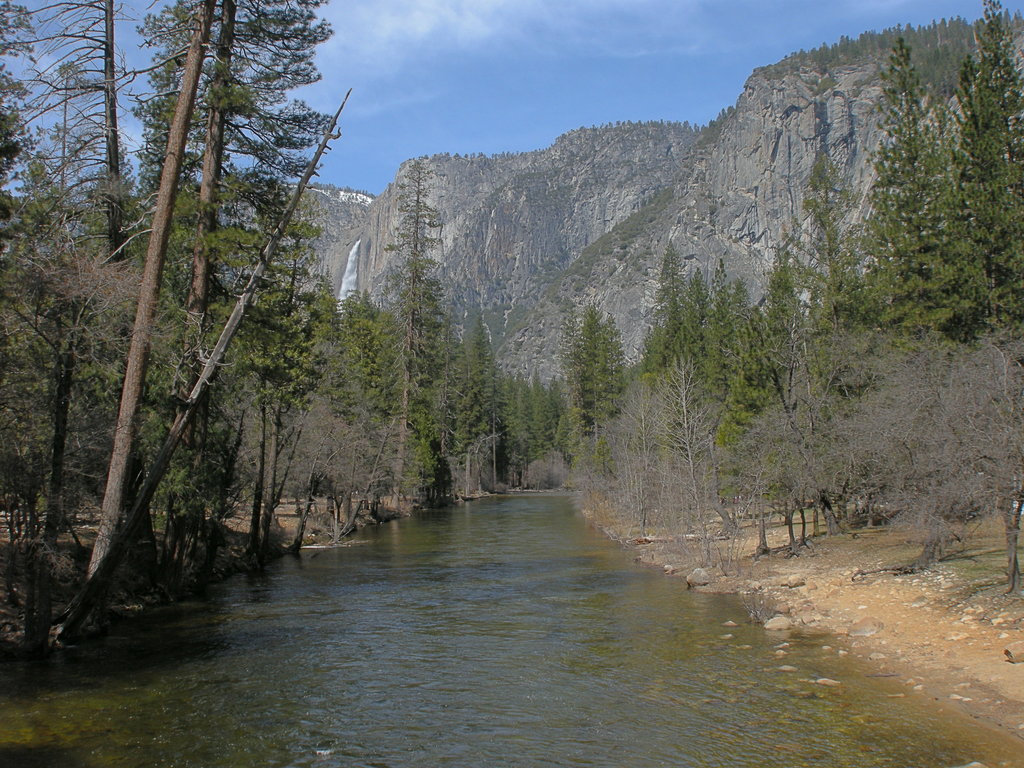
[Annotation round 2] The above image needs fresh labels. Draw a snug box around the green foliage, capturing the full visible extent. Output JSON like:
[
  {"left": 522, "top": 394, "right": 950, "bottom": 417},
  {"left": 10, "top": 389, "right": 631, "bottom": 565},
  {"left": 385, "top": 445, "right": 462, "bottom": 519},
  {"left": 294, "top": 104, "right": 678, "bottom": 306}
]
[
  {"left": 136, "top": 0, "right": 331, "bottom": 193},
  {"left": 759, "top": 17, "right": 979, "bottom": 95},
  {"left": 0, "top": 2, "right": 28, "bottom": 230},
  {"left": 868, "top": 36, "right": 959, "bottom": 337},
  {"left": 385, "top": 159, "right": 451, "bottom": 500},
  {"left": 869, "top": 5, "right": 1024, "bottom": 342},
  {"left": 561, "top": 304, "right": 625, "bottom": 441},
  {"left": 951, "top": 0, "right": 1024, "bottom": 335},
  {"left": 453, "top": 316, "right": 496, "bottom": 452},
  {"left": 333, "top": 292, "right": 401, "bottom": 419},
  {"left": 501, "top": 374, "right": 566, "bottom": 481},
  {"left": 796, "top": 155, "right": 871, "bottom": 335},
  {"left": 640, "top": 247, "right": 751, "bottom": 423}
]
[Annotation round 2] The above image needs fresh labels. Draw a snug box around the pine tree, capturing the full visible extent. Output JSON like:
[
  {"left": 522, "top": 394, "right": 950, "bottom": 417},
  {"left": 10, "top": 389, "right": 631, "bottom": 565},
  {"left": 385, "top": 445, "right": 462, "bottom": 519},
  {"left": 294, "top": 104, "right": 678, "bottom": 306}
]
[
  {"left": 703, "top": 260, "right": 749, "bottom": 402},
  {"left": 237, "top": 232, "right": 333, "bottom": 564},
  {"left": 0, "top": 2, "right": 27, "bottom": 229},
  {"left": 642, "top": 245, "right": 686, "bottom": 373},
  {"left": 561, "top": 304, "right": 625, "bottom": 439},
  {"left": 953, "top": 0, "right": 1024, "bottom": 336},
  {"left": 868, "top": 36, "right": 958, "bottom": 336},
  {"left": 800, "top": 154, "right": 867, "bottom": 335},
  {"left": 453, "top": 317, "right": 498, "bottom": 492},
  {"left": 334, "top": 292, "right": 401, "bottom": 420},
  {"left": 385, "top": 159, "right": 450, "bottom": 501}
]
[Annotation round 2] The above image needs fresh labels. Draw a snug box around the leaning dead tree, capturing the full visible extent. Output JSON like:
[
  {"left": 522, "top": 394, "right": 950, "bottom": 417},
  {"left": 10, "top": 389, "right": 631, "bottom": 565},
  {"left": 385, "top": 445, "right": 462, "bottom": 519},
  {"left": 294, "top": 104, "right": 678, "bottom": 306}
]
[
  {"left": 87, "top": 0, "right": 218, "bottom": 578},
  {"left": 55, "top": 75, "right": 351, "bottom": 643}
]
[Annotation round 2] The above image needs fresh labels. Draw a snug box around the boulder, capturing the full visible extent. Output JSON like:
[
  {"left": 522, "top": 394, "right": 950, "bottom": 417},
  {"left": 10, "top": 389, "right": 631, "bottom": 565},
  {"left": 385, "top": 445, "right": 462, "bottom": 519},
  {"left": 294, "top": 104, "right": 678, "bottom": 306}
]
[
  {"left": 763, "top": 615, "right": 793, "bottom": 631},
  {"left": 1003, "top": 641, "right": 1024, "bottom": 663},
  {"left": 784, "top": 574, "right": 806, "bottom": 588},
  {"left": 686, "top": 568, "right": 711, "bottom": 587}
]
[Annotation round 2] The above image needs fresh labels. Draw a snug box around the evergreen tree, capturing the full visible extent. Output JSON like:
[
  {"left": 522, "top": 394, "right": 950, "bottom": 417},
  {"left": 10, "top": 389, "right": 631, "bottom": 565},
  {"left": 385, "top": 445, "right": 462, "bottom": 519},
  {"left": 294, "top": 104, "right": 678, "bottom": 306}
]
[
  {"left": 641, "top": 246, "right": 713, "bottom": 378},
  {"left": 234, "top": 226, "right": 334, "bottom": 564},
  {"left": 561, "top": 304, "right": 625, "bottom": 440},
  {"left": 0, "top": 2, "right": 27, "bottom": 230},
  {"left": 953, "top": 0, "right": 1024, "bottom": 336},
  {"left": 453, "top": 316, "right": 498, "bottom": 492},
  {"left": 703, "top": 260, "right": 749, "bottom": 402},
  {"left": 334, "top": 291, "right": 401, "bottom": 420},
  {"left": 800, "top": 154, "right": 868, "bottom": 335},
  {"left": 385, "top": 159, "right": 450, "bottom": 501},
  {"left": 642, "top": 245, "right": 686, "bottom": 373},
  {"left": 868, "top": 36, "right": 958, "bottom": 336}
]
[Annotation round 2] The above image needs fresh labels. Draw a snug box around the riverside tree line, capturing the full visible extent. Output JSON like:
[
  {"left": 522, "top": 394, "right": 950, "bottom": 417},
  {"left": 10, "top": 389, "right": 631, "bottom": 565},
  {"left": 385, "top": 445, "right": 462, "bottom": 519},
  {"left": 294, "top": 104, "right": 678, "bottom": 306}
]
[
  {"left": 564, "top": 1, "right": 1024, "bottom": 598},
  {"left": 1, "top": 0, "right": 1022, "bottom": 658}
]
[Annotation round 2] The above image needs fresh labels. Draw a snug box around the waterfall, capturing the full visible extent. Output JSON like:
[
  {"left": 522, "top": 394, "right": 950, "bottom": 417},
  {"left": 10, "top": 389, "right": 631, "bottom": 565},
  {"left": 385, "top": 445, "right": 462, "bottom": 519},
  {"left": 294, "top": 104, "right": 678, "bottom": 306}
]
[{"left": 337, "top": 240, "right": 360, "bottom": 302}]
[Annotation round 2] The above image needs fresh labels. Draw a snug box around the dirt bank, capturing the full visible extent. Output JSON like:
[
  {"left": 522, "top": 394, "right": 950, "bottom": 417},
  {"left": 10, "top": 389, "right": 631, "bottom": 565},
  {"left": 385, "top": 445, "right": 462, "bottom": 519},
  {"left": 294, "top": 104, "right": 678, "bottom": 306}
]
[{"left": 615, "top": 516, "right": 1024, "bottom": 744}]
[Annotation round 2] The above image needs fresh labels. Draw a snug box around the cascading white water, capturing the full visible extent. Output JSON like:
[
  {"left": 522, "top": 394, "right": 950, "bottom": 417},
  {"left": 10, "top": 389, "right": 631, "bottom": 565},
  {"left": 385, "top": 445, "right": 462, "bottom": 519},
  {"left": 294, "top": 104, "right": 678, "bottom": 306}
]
[{"left": 337, "top": 240, "right": 360, "bottom": 302}]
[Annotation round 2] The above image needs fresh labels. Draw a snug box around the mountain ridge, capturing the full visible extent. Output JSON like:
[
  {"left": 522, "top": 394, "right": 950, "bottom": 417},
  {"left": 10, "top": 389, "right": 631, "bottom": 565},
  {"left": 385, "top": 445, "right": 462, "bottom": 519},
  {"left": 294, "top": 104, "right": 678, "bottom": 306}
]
[{"left": 313, "top": 19, "right": 982, "bottom": 379}]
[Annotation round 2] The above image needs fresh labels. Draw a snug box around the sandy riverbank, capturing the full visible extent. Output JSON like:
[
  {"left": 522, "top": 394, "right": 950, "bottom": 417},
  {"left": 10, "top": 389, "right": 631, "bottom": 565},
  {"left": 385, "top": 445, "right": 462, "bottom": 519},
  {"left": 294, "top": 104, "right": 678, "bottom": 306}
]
[{"left": 613, "top": 516, "right": 1024, "bottom": 745}]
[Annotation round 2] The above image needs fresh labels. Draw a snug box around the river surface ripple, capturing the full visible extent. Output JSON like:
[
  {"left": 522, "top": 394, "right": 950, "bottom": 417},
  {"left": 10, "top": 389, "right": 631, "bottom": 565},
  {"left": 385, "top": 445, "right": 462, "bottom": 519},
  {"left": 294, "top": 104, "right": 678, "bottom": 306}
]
[{"left": 1, "top": 494, "right": 1021, "bottom": 768}]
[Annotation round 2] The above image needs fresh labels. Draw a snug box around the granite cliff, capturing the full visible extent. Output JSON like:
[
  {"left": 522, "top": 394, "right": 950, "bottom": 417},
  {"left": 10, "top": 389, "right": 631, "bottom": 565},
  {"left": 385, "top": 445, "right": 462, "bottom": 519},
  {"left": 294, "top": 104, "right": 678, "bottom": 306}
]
[{"left": 316, "top": 23, "right": 976, "bottom": 379}]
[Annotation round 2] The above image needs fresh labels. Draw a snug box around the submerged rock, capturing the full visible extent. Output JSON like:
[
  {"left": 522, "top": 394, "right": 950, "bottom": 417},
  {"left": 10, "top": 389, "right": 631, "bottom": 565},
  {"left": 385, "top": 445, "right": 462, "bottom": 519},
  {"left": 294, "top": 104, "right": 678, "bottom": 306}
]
[
  {"left": 849, "top": 617, "right": 884, "bottom": 637},
  {"left": 764, "top": 615, "right": 793, "bottom": 631}
]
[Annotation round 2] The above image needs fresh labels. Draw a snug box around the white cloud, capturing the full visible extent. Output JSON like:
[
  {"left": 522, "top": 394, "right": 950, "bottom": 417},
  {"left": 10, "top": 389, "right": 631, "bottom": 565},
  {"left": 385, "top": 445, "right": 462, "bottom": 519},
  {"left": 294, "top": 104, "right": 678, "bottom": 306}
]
[{"left": 318, "top": 0, "right": 705, "bottom": 79}]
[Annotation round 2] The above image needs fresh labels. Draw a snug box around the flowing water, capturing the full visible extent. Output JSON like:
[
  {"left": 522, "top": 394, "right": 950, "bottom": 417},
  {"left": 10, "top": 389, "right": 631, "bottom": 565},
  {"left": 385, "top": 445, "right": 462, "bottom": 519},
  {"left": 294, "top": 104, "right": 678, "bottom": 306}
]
[{"left": 1, "top": 494, "right": 1021, "bottom": 768}]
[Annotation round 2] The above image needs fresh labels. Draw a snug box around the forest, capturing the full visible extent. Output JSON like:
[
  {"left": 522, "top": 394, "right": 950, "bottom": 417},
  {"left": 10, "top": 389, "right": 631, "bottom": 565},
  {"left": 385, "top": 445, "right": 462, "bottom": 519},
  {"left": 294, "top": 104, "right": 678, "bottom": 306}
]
[
  {"left": 0, "top": 0, "right": 1022, "bottom": 659},
  {"left": 567, "top": 1, "right": 1024, "bottom": 608},
  {"left": 0, "top": 0, "right": 569, "bottom": 656}
]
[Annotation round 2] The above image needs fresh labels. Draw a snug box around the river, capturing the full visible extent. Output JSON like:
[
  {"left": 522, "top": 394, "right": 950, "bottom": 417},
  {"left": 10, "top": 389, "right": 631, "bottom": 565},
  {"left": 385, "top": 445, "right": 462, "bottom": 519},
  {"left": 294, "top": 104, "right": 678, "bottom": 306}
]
[{"left": 1, "top": 494, "right": 1021, "bottom": 767}]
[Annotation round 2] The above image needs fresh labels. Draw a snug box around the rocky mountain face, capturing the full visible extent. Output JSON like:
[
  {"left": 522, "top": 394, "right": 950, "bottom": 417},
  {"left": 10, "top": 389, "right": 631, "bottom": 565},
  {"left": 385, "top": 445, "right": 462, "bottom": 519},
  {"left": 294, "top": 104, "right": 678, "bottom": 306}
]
[
  {"left": 504, "top": 61, "right": 886, "bottom": 377},
  {"left": 307, "top": 185, "right": 375, "bottom": 290},
  {"left": 314, "top": 32, "right": 959, "bottom": 379}
]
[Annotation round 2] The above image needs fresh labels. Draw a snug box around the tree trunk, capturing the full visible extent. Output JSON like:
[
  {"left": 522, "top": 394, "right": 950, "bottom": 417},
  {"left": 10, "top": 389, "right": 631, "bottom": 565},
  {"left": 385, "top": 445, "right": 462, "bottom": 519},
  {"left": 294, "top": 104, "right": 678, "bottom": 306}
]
[
  {"left": 755, "top": 503, "right": 769, "bottom": 557},
  {"left": 103, "top": 0, "right": 125, "bottom": 259},
  {"left": 914, "top": 529, "right": 947, "bottom": 570},
  {"left": 819, "top": 490, "right": 841, "bottom": 535},
  {"left": 289, "top": 472, "right": 317, "bottom": 553},
  {"left": 785, "top": 503, "right": 799, "bottom": 556},
  {"left": 340, "top": 491, "right": 357, "bottom": 538},
  {"left": 89, "top": 0, "right": 217, "bottom": 577},
  {"left": 328, "top": 495, "right": 339, "bottom": 543},
  {"left": 397, "top": 342, "right": 410, "bottom": 496},
  {"left": 23, "top": 337, "right": 76, "bottom": 654},
  {"left": 187, "top": 0, "right": 236, "bottom": 323},
  {"left": 248, "top": 403, "right": 268, "bottom": 561},
  {"left": 258, "top": 407, "right": 282, "bottom": 564},
  {"left": 1006, "top": 498, "right": 1022, "bottom": 594}
]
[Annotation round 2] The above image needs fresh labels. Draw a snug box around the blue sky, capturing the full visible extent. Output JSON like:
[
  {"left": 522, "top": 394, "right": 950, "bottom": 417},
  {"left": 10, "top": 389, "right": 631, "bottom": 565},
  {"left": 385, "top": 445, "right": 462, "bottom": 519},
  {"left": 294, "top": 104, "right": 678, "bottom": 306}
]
[{"left": 302, "top": 0, "right": 1023, "bottom": 195}]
